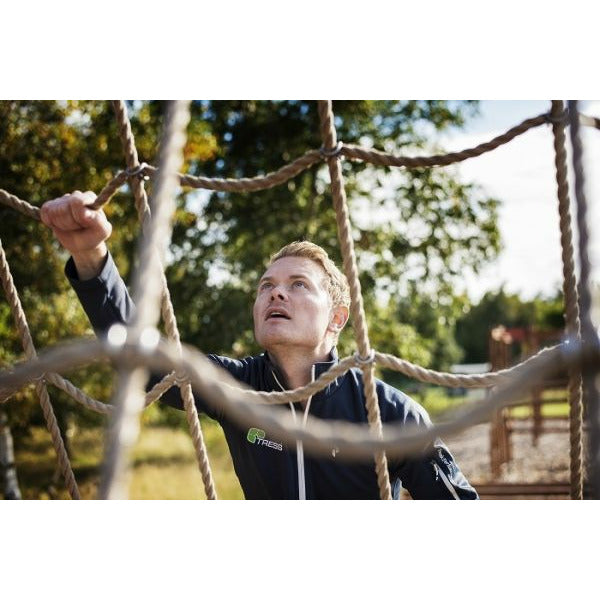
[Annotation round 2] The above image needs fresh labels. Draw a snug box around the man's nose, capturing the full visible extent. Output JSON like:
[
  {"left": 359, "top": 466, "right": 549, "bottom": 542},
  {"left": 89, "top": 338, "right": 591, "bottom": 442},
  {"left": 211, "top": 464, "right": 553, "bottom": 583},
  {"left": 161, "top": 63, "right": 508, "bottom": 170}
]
[{"left": 270, "top": 285, "right": 288, "bottom": 300}]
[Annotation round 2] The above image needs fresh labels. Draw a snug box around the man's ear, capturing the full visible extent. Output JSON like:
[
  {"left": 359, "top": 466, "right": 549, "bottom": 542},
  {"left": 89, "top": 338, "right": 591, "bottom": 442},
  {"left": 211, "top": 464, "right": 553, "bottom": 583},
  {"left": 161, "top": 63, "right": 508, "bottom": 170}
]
[{"left": 329, "top": 305, "right": 349, "bottom": 333}]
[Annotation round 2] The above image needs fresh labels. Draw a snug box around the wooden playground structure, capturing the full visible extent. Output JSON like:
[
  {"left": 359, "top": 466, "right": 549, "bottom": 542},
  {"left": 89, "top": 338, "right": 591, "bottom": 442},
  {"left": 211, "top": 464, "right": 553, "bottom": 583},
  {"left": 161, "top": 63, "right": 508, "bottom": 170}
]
[{"left": 488, "top": 325, "right": 575, "bottom": 494}]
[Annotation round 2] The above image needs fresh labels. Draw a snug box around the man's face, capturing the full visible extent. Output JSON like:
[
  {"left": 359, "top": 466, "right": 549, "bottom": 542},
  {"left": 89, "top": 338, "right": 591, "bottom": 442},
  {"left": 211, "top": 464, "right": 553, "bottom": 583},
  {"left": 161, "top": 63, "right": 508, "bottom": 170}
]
[{"left": 253, "top": 256, "right": 342, "bottom": 355}]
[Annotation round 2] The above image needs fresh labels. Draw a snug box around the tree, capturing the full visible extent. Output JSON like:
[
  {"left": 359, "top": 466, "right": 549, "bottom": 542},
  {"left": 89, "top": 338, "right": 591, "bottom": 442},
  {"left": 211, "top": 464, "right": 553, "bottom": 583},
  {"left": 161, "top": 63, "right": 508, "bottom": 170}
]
[
  {"left": 0, "top": 101, "right": 163, "bottom": 436},
  {"left": 455, "top": 288, "right": 566, "bottom": 364},
  {"left": 0, "top": 100, "right": 219, "bottom": 438},
  {"left": 168, "top": 100, "right": 500, "bottom": 369},
  {"left": 1, "top": 100, "right": 501, "bottom": 429}
]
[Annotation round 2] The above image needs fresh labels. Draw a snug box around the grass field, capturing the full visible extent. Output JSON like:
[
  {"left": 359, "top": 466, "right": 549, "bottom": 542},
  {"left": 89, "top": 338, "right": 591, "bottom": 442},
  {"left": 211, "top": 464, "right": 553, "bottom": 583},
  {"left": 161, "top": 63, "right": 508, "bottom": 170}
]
[
  {"left": 419, "top": 387, "right": 569, "bottom": 420},
  {"left": 13, "top": 419, "right": 244, "bottom": 500},
  {"left": 9, "top": 387, "right": 569, "bottom": 500}
]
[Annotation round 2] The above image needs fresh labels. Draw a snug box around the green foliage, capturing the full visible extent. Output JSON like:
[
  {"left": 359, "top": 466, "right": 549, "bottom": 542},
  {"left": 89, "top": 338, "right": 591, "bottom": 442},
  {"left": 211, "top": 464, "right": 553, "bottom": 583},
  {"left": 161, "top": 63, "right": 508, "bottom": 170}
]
[
  {"left": 167, "top": 100, "right": 499, "bottom": 366},
  {"left": 455, "top": 288, "right": 566, "bottom": 363},
  {"left": 1, "top": 99, "right": 501, "bottom": 436},
  {"left": 0, "top": 100, "right": 155, "bottom": 431}
]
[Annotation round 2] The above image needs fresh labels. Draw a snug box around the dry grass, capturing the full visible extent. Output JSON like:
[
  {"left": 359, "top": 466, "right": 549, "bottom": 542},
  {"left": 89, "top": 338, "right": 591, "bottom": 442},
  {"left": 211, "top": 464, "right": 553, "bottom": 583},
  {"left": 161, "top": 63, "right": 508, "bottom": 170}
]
[{"left": 12, "top": 420, "right": 244, "bottom": 500}]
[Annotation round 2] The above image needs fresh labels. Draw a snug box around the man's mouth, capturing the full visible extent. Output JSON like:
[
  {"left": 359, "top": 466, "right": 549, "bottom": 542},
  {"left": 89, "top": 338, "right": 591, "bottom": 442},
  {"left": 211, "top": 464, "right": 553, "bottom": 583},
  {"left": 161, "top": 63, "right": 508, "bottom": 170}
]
[{"left": 266, "top": 309, "right": 291, "bottom": 320}]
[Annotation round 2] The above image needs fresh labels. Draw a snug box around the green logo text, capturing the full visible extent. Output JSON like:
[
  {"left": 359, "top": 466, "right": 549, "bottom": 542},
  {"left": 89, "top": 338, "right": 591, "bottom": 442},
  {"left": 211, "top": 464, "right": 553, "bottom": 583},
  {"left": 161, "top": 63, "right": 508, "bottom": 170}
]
[{"left": 246, "top": 427, "right": 282, "bottom": 451}]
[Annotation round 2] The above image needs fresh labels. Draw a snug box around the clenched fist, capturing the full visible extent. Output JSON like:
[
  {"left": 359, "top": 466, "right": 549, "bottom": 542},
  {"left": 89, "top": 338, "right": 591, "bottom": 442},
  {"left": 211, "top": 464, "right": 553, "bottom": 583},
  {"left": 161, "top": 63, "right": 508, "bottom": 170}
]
[{"left": 41, "top": 191, "right": 112, "bottom": 280}]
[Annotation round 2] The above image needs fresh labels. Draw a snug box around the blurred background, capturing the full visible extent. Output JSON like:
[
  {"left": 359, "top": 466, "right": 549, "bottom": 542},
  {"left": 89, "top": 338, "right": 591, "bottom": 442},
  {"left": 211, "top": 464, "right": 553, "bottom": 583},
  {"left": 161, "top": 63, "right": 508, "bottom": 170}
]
[{"left": 1, "top": 100, "right": 597, "bottom": 499}]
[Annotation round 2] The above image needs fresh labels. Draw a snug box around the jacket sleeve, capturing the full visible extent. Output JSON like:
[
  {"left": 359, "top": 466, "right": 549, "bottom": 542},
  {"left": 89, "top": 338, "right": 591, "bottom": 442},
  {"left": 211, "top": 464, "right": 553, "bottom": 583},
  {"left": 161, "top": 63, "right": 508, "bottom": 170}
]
[
  {"left": 65, "top": 252, "right": 135, "bottom": 335},
  {"left": 380, "top": 387, "right": 479, "bottom": 500},
  {"left": 397, "top": 439, "right": 479, "bottom": 500},
  {"left": 65, "top": 252, "right": 225, "bottom": 421}
]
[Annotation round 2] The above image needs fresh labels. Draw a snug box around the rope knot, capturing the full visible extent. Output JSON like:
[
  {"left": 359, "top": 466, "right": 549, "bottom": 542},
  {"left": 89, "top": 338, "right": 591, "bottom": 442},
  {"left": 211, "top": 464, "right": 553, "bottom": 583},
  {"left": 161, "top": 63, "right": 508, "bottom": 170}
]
[
  {"left": 320, "top": 141, "right": 344, "bottom": 159},
  {"left": 174, "top": 371, "right": 189, "bottom": 387},
  {"left": 32, "top": 372, "right": 47, "bottom": 385},
  {"left": 125, "top": 162, "right": 150, "bottom": 181},
  {"left": 354, "top": 350, "right": 375, "bottom": 367},
  {"left": 546, "top": 109, "right": 569, "bottom": 126}
]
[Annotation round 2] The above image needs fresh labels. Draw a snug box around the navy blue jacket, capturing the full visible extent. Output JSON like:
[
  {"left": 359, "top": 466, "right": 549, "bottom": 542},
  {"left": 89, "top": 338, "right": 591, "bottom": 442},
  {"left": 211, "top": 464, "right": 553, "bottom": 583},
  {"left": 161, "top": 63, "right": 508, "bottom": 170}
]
[{"left": 66, "top": 253, "right": 478, "bottom": 500}]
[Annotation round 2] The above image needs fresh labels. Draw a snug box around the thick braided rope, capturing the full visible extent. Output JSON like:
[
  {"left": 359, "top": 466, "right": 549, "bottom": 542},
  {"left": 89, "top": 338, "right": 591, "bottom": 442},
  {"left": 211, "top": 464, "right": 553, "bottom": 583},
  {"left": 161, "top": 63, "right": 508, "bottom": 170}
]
[
  {"left": 2, "top": 366, "right": 188, "bottom": 416},
  {"left": 0, "top": 111, "right": 560, "bottom": 222},
  {"left": 0, "top": 355, "right": 112, "bottom": 414},
  {"left": 568, "top": 101, "right": 600, "bottom": 498},
  {"left": 0, "top": 239, "right": 80, "bottom": 499},
  {"left": 3, "top": 335, "right": 589, "bottom": 463},
  {"left": 373, "top": 346, "right": 558, "bottom": 388},
  {"left": 100, "top": 101, "right": 191, "bottom": 499},
  {"left": 579, "top": 114, "right": 600, "bottom": 129},
  {"left": 45, "top": 372, "right": 111, "bottom": 414},
  {"left": 318, "top": 100, "right": 392, "bottom": 500},
  {"left": 145, "top": 344, "right": 559, "bottom": 404},
  {"left": 111, "top": 101, "right": 217, "bottom": 500},
  {"left": 0, "top": 189, "right": 40, "bottom": 220},
  {"left": 150, "top": 152, "right": 323, "bottom": 192},
  {"left": 89, "top": 151, "right": 323, "bottom": 210},
  {"left": 550, "top": 100, "right": 584, "bottom": 500},
  {"left": 0, "top": 101, "right": 596, "bottom": 496},
  {"left": 1, "top": 341, "right": 560, "bottom": 409},
  {"left": 229, "top": 346, "right": 559, "bottom": 405},
  {"left": 144, "top": 371, "right": 179, "bottom": 405},
  {"left": 340, "top": 113, "right": 549, "bottom": 168},
  {"left": 111, "top": 101, "right": 151, "bottom": 218}
]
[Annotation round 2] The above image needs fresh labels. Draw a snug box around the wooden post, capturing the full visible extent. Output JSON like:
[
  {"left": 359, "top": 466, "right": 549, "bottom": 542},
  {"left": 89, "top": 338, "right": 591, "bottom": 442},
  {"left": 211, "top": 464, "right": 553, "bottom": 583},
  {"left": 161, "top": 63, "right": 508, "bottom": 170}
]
[{"left": 0, "top": 409, "right": 22, "bottom": 499}]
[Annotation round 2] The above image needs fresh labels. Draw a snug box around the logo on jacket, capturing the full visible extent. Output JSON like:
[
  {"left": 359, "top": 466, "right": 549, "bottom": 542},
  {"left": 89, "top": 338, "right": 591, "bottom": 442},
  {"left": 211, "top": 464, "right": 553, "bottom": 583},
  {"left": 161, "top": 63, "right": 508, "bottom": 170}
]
[{"left": 247, "top": 427, "right": 283, "bottom": 452}]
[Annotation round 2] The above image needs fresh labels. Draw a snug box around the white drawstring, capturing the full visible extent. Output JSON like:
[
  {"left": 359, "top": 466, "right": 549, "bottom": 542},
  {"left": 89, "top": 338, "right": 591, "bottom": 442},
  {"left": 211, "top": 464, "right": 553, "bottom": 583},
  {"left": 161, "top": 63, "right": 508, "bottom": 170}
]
[{"left": 272, "top": 368, "right": 314, "bottom": 500}]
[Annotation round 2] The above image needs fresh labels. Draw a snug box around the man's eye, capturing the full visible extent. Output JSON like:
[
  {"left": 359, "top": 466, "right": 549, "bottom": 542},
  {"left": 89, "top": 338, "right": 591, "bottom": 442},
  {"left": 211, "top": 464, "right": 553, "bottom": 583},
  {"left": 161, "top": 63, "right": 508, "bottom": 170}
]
[
  {"left": 293, "top": 281, "right": 306, "bottom": 288},
  {"left": 259, "top": 283, "right": 272, "bottom": 291}
]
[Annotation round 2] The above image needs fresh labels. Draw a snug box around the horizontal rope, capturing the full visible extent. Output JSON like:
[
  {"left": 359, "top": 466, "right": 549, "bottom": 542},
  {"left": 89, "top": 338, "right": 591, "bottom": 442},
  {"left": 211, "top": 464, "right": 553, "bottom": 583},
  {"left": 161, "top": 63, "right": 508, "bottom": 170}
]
[
  {"left": 0, "top": 368, "right": 111, "bottom": 414},
  {"left": 0, "top": 366, "right": 186, "bottom": 416},
  {"left": 579, "top": 113, "right": 600, "bottom": 130},
  {"left": 340, "top": 113, "right": 549, "bottom": 168},
  {"left": 0, "top": 332, "right": 593, "bottom": 462},
  {"left": 90, "top": 149, "right": 324, "bottom": 209},
  {"left": 0, "top": 110, "right": 561, "bottom": 222},
  {"left": 0, "top": 189, "right": 41, "bottom": 220},
  {"left": 0, "top": 334, "right": 563, "bottom": 410},
  {"left": 374, "top": 345, "right": 560, "bottom": 388},
  {"left": 45, "top": 372, "right": 111, "bottom": 414},
  {"left": 6, "top": 110, "right": 600, "bottom": 224}
]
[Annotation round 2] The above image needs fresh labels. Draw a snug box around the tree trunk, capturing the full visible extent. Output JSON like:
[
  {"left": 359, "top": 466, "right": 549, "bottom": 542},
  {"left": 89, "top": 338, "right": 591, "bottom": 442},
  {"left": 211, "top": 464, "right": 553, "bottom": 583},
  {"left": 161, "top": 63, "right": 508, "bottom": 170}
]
[{"left": 0, "top": 409, "right": 22, "bottom": 499}]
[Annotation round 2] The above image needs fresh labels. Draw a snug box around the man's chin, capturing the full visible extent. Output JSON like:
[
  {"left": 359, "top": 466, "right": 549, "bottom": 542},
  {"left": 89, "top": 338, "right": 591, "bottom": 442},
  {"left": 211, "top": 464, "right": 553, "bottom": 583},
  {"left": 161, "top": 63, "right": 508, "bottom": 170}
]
[{"left": 257, "top": 335, "right": 293, "bottom": 350}]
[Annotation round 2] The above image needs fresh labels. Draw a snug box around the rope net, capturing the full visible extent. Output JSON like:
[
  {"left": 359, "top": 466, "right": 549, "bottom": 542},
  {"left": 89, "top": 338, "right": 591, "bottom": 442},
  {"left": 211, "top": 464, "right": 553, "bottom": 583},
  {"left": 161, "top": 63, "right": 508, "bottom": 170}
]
[{"left": 0, "top": 100, "right": 598, "bottom": 500}]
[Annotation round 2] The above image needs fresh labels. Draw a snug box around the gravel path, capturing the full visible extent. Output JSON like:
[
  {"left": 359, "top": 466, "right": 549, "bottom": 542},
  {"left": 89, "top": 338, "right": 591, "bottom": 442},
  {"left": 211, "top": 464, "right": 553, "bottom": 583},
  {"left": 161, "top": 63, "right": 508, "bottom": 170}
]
[{"left": 444, "top": 419, "right": 572, "bottom": 487}]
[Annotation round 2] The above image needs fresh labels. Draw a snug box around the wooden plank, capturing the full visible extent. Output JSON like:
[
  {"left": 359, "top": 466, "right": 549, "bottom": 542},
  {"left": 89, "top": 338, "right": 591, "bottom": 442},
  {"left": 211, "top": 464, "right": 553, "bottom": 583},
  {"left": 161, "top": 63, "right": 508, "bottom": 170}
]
[{"left": 474, "top": 482, "right": 570, "bottom": 498}]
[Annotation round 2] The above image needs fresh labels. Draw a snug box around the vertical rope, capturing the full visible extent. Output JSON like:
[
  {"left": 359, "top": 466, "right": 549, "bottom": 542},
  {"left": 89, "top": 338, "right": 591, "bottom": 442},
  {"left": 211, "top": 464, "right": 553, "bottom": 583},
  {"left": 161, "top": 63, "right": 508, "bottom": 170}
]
[
  {"left": 111, "top": 101, "right": 217, "bottom": 500},
  {"left": 99, "top": 101, "right": 191, "bottom": 499},
  {"left": 550, "top": 100, "right": 584, "bottom": 500},
  {"left": 0, "top": 239, "right": 80, "bottom": 499},
  {"left": 317, "top": 100, "right": 392, "bottom": 500},
  {"left": 568, "top": 100, "right": 600, "bottom": 499}
]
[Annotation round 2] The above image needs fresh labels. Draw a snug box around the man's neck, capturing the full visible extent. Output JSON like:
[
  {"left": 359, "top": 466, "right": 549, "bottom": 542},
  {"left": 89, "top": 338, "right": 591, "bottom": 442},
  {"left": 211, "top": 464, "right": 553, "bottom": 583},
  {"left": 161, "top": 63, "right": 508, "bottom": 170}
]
[{"left": 267, "top": 346, "right": 332, "bottom": 390}]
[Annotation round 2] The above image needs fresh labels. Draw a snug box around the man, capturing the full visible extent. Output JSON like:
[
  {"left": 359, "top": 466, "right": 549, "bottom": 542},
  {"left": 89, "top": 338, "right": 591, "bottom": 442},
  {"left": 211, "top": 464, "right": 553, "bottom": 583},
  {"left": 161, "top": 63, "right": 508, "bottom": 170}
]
[{"left": 41, "top": 191, "right": 478, "bottom": 500}]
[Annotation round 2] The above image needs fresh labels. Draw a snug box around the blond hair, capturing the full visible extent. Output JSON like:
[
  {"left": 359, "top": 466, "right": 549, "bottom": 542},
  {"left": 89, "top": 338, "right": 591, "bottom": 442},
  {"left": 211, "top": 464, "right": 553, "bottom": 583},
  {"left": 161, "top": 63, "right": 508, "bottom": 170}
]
[{"left": 269, "top": 241, "right": 351, "bottom": 309}]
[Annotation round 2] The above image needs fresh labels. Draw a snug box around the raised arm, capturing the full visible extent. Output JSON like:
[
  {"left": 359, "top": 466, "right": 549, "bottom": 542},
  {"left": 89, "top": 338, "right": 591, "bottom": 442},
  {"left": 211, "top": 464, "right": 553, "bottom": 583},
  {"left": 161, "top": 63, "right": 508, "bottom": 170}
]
[
  {"left": 41, "top": 191, "right": 134, "bottom": 333},
  {"left": 40, "top": 191, "right": 230, "bottom": 420}
]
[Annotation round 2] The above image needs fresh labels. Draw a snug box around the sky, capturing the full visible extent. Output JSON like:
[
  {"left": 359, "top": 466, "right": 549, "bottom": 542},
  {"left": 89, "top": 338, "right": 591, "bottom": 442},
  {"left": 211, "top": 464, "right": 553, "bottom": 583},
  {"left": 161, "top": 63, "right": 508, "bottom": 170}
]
[{"left": 438, "top": 100, "right": 600, "bottom": 304}]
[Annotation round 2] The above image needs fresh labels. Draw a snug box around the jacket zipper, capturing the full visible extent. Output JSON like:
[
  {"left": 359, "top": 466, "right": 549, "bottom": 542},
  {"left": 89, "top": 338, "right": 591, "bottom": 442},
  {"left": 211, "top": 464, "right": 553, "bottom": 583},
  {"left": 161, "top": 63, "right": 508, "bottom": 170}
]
[
  {"left": 272, "top": 367, "right": 314, "bottom": 500},
  {"left": 434, "top": 461, "right": 460, "bottom": 500}
]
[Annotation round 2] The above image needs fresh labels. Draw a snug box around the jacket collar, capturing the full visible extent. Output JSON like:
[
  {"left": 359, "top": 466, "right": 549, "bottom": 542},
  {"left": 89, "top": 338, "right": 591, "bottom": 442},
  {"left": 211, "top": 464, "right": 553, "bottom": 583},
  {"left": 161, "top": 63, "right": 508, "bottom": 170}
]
[{"left": 264, "top": 347, "right": 342, "bottom": 397}]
